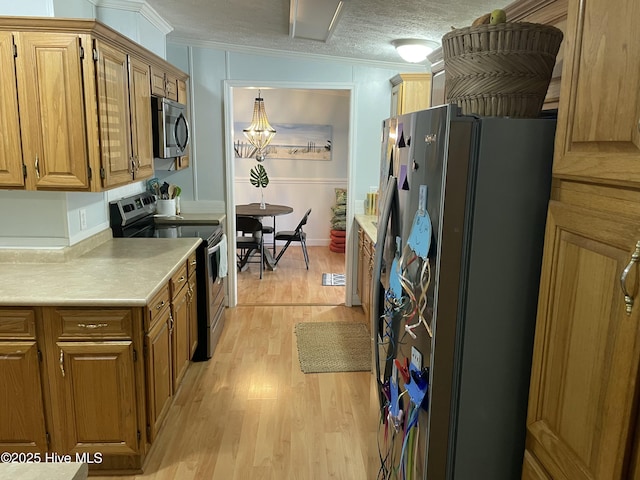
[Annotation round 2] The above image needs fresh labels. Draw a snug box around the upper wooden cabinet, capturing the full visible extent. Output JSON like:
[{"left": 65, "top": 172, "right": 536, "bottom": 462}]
[
  {"left": 150, "top": 64, "right": 178, "bottom": 101},
  {"left": 0, "top": 32, "right": 24, "bottom": 187},
  {"left": 390, "top": 73, "right": 431, "bottom": 116},
  {"left": 552, "top": 0, "right": 640, "bottom": 187},
  {"left": 14, "top": 32, "right": 91, "bottom": 190},
  {"left": 0, "top": 17, "right": 188, "bottom": 192}
]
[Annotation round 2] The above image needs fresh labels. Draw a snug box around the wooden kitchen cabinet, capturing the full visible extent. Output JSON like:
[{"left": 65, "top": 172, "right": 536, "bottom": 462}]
[
  {"left": 390, "top": 73, "right": 431, "bottom": 117},
  {"left": 525, "top": 200, "right": 640, "bottom": 479},
  {"left": 41, "top": 308, "right": 141, "bottom": 455},
  {"left": 524, "top": 0, "right": 640, "bottom": 477},
  {"left": 0, "top": 309, "right": 47, "bottom": 453},
  {"left": 0, "top": 18, "right": 188, "bottom": 191},
  {"left": 150, "top": 64, "right": 178, "bottom": 100},
  {"left": 144, "top": 286, "right": 173, "bottom": 443},
  {"left": 0, "top": 32, "right": 24, "bottom": 187},
  {"left": 188, "top": 252, "right": 198, "bottom": 358},
  {"left": 95, "top": 41, "right": 154, "bottom": 188},
  {"left": 14, "top": 31, "right": 91, "bottom": 190},
  {"left": 170, "top": 263, "right": 190, "bottom": 392},
  {"left": 551, "top": 0, "right": 640, "bottom": 187},
  {"left": 357, "top": 227, "right": 374, "bottom": 319}
]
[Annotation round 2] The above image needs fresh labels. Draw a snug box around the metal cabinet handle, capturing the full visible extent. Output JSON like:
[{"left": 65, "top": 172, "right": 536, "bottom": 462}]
[
  {"left": 59, "top": 350, "right": 65, "bottom": 377},
  {"left": 177, "top": 275, "right": 186, "bottom": 283},
  {"left": 35, "top": 155, "right": 40, "bottom": 179},
  {"left": 135, "top": 156, "right": 140, "bottom": 172},
  {"left": 77, "top": 323, "right": 108, "bottom": 329},
  {"left": 190, "top": 260, "right": 197, "bottom": 266},
  {"left": 620, "top": 240, "right": 640, "bottom": 315},
  {"left": 155, "top": 300, "right": 166, "bottom": 310},
  {"left": 169, "top": 312, "right": 174, "bottom": 332}
]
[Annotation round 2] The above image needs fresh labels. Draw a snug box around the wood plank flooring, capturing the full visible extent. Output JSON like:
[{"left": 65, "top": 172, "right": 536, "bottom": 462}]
[
  {"left": 237, "top": 245, "right": 346, "bottom": 305},
  {"left": 92, "top": 248, "right": 381, "bottom": 479}
]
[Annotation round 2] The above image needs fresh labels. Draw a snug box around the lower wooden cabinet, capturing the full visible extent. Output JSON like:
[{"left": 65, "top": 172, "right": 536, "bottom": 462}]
[
  {"left": 0, "top": 309, "right": 47, "bottom": 453},
  {"left": 522, "top": 450, "right": 552, "bottom": 480},
  {"left": 188, "top": 274, "right": 198, "bottom": 358},
  {"left": 42, "top": 308, "right": 141, "bottom": 455},
  {"left": 171, "top": 281, "right": 191, "bottom": 392},
  {"left": 144, "top": 307, "right": 172, "bottom": 444},
  {"left": 357, "top": 227, "right": 374, "bottom": 318},
  {"left": 525, "top": 199, "right": 640, "bottom": 479}
]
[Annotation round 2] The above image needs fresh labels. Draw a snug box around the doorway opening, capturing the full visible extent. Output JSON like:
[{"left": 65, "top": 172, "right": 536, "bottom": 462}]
[{"left": 223, "top": 82, "right": 356, "bottom": 307}]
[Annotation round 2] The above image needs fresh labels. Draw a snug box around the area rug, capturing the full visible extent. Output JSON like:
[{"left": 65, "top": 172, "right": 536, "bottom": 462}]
[
  {"left": 294, "top": 322, "right": 371, "bottom": 373},
  {"left": 322, "top": 273, "right": 346, "bottom": 286}
]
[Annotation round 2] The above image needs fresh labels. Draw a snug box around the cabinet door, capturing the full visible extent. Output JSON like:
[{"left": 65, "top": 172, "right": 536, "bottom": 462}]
[
  {"left": 145, "top": 311, "right": 172, "bottom": 443},
  {"left": 128, "top": 56, "right": 154, "bottom": 181},
  {"left": 526, "top": 200, "right": 640, "bottom": 479},
  {"left": 553, "top": 0, "right": 640, "bottom": 186},
  {"left": 150, "top": 65, "right": 166, "bottom": 97},
  {"left": 14, "top": 32, "right": 89, "bottom": 190},
  {"left": 0, "top": 32, "right": 24, "bottom": 187},
  {"left": 188, "top": 276, "right": 198, "bottom": 358},
  {"left": 55, "top": 341, "right": 139, "bottom": 454},
  {"left": 0, "top": 341, "right": 47, "bottom": 452},
  {"left": 165, "top": 72, "right": 178, "bottom": 101},
  {"left": 172, "top": 284, "right": 190, "bottom": 391},
  {"left": 94, "top": 40, "right": 133, "bottom": 189}
]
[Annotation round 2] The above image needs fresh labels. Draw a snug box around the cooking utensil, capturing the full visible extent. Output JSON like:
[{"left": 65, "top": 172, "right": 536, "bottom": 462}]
[{"left": 168, "top": 185, "right": 176, "bottom": 199}]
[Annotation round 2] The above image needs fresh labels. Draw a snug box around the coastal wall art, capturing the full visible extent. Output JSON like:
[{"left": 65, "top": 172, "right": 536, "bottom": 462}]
[{"left": 234, "top": 123, "right": 332, "bottom": 161}]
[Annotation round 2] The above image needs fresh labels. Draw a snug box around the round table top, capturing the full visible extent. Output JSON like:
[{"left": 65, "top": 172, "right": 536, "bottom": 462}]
[{"left": 236, "top": 203, "right": 293, "bottom": 217}]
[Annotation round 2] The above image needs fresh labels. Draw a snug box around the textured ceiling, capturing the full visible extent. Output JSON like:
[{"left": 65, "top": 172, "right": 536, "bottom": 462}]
[{"left": 145, "top": 0, "right": 503, "bottom": 65}]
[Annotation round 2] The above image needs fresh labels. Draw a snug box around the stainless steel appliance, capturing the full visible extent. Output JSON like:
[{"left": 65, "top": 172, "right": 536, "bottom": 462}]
[
  {"left": 373, "top": 104, "right": 556, "bottom": 479},
  {"left": 152, "top": 97, "right": 190, "bottom": 158},
  {"left": 109, "top": 192, "right": 224, "bottom": 360}
]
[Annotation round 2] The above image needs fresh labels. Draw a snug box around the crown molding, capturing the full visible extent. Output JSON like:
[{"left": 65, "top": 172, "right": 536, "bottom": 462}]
[
  {"left": 87, "top": 0, "right": 173, "bottom": 34},
  {"left": 168, "top": 35, "right": 429, "bottom": 72}
]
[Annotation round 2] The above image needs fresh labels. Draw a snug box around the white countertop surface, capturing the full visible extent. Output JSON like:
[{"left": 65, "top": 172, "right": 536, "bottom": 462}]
[
  {"left": 0, "top": 238, "right": 201, "bottom": 307},
  {"left": 0, "top": 462, "right": 87, "bottom": 480},
  {"left": 355, "top": 214, "right": 377, "bottom": 243}
]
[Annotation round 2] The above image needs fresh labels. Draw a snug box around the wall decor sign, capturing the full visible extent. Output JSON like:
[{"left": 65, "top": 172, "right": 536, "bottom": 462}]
[{"left": 234, "top": 123, "right": 332, "bottom": 161}]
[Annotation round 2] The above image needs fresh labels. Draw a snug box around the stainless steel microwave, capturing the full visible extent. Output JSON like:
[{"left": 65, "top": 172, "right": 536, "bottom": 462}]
[{"left": 152, "top": 97, "right": 190, "bottom": 158}]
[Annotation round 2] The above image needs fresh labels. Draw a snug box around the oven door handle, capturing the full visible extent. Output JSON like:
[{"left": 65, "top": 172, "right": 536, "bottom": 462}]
[{"left": 207, "top": 241, "right": 222, "bottom": 256}]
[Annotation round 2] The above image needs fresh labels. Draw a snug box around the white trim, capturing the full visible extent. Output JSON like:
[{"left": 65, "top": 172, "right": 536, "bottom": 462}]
[
  {"left": 169, "top": 36, "right": 428, "bottom": 72},
  {"left": 89, "top": 0, "right": 173, "bottom": 34},
  {"left": 224, "top": 80, "right": 357, "bottom": 308}
]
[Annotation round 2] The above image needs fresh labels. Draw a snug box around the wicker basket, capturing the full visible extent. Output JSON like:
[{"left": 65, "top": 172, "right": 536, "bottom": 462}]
[{"left": 442, "top": 22, "right": 563, "bottom": 118}]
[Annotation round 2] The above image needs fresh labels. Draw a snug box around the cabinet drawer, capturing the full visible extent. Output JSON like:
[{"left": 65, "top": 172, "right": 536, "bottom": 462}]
[
  {"left": 171, "top": 262, "right": 189, "bottom": 295},
  {"left": 147, "top": 283, "right": 170, "bottom": 332},
  {"left": 0, "top": 309, "right": 36, "bottom": 339},
  {"left": 55, "top": 308, "right": 133, "bottom": 340},
  {"left": 187, "top": 252, "right": 197, "bottom": 278}
]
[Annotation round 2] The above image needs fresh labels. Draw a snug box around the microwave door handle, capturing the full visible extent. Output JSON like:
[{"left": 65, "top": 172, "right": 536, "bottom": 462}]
[{"left": 175, "top": 114, "right": 189, "bottom": 152}]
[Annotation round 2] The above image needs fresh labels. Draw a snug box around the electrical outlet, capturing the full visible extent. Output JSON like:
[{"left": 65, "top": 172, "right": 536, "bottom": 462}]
[
  {"left": 411, "top": 346, "right": 423, "bottom": 370},
  {"left": 79, "top": 209, "right": 87, "bottom": 230}
]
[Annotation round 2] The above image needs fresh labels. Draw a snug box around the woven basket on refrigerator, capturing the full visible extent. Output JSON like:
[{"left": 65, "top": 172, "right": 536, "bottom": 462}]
[{"left": 442, "top": 22, "right": 563, "bottom": 118}]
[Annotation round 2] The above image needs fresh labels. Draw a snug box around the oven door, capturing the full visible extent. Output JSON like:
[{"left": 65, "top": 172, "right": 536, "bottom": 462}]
[{"left": 195, "top": 238, "right": 225, "bottom": 360}]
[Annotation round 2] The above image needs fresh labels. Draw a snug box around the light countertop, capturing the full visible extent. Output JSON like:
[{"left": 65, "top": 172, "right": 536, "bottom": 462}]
[
  {"left": 355, "top": 214, "right": 377, "bottom": 243},
  {"left": 0, "top": 238, "right": 201, "bottom": 307},
  {"left": 0, "top": 463, "right": 87, "bottom": 480}
]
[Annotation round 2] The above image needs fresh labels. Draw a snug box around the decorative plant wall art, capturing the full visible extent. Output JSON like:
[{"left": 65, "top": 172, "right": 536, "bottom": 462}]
[{"left": 234, "top": 123, "right": 332, "bottom": 161}]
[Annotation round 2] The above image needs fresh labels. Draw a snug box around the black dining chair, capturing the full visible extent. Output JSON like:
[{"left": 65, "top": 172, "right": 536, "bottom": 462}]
[
  {"left": 274, "top": 208, "right": 312, "bottom": 269},
  {"left": 236, "top": 215, "right": 264, "bottom": 279}
]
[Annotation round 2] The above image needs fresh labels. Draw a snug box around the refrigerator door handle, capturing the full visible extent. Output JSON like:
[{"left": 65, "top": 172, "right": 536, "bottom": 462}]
[{"left": 372, "top": 176, "right": 400, "bottom": 405}]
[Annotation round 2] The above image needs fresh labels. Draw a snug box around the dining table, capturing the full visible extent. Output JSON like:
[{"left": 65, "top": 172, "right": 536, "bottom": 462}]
[{"left": 235, "top": 203, "right": 293, "bottom": 270}]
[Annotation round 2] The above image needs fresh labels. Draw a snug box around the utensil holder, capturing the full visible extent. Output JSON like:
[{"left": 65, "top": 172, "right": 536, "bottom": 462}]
[{"left": 157, "top": 199, "right": 176, "bottom": 216}]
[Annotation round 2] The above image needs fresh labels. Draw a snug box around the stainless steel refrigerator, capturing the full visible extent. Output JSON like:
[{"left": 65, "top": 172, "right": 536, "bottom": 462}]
[{"left": 372, "top": 104, "right": 556, "bottom": 479}]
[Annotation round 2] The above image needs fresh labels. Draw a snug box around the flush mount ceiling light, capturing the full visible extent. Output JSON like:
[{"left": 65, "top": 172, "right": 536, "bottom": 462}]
[
  {"left": 243, "top": 90, "right": 276, "bottom": 162},
  {"left": 392, "top": 39, "right": 439, "bottom": 63}
]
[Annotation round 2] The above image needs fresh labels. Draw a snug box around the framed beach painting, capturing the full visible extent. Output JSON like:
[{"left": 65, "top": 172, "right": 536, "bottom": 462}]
[{"left": 234, "top": 123, "right": 332, "bottom": 161}]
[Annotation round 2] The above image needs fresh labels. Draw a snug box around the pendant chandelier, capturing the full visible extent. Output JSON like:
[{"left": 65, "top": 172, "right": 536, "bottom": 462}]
[{"left": 243, "top": 90, "right": 276, "bottom": 162}]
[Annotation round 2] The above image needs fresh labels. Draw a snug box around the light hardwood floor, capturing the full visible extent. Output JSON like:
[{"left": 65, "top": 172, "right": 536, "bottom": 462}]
[
  {"left": 237, "top": 245, "right": 346, "bottom": 305},
  {"left": 93, "top": 248, "right": 380, "bottom": 479}
]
